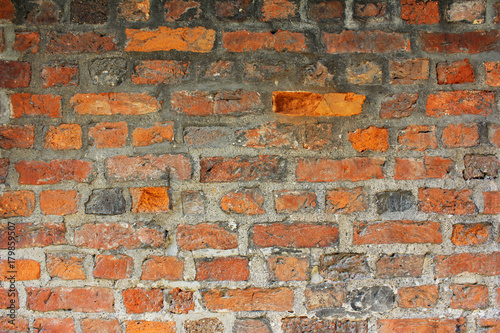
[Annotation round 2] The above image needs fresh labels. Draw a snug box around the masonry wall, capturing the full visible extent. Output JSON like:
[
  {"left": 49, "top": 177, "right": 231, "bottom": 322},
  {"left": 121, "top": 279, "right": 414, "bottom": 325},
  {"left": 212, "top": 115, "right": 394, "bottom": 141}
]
[{"left": 0, "top": 0, "right": 500, "bottom": 332}]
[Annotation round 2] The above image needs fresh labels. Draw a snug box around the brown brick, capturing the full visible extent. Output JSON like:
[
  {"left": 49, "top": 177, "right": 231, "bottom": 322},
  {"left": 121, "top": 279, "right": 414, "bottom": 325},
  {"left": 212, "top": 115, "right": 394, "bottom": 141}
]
[
  {"left": 420, "top": 31, "right": 500, "bottom": 53},
  {"left": 398, "top": 285, "right": 439, "bottom": 308},
  {"left": 303, "top": 123, "right": 341, "bottom": 150},
  {"left": 490, "top": 124, "right": 500, "bottom": 147},
  {"left": 0, "top": 191, "right": 35, "bottom": 218},
  {"left": 379, "top": 319, "right": 466, "bottom": 332},
  {"left": 274, "top": 190, "right": 317, "bottom": 213},
  {"left": 202, "top": 288, "right": 293, "bottom": 311},
  {"left": 11, "top": 93, "right": 61, "bottom": 118},
  {"left": 132, "top": 60, "right": 189, "bottom": 84},
  {"left": 395, "top": 156, "right": 453, "bottom": 180},
  {"left": 450, "top": 284, "right": 488, "bottom": 309},
  {"left": 244, "top": 62, "right": 286, "bottom": 82},
  {"left": 0, "top": 317, "right": 28, "bottom": 333},
  {"left": 201, "top": 155, "right": 285, "bottom": 182},
  {"left": 485, "top": 61, "right": 500, "bottom": 86},
  {"left": 235, "top": 122, "right": 298, "bottom": 148},
  {"left": 46, "top": 253, "right": 85, "bottom": 280},
  {"left": 34, "top": 318, "right": 75, "bottom": 333},
  {"left": 0, "top": 0, "right": 15, "bottom": 21},
  {"left": 296, "top": 157, "right": 385, "bottom": 182},
  {"left": 0, "top": 61, "right": 31, "bottom": 88},
  {"left": 484, "top": 191, "right": 500, "bottom": 214},
  {"left": 398, "top": 125, "right": 437, "bottom": 151},
  {"left": 221, "top": 188, "right": 264, "bottom": 215},
  {"left": 323, "top": 30, "right": 410, "bottom": 53},
  {"left": 319, "top": 253, "right": 370, "bottom": 281},
  {"left": 0, "top": 259, "right": 40, "bottom": 281},
  {"left": 168, "top": 288, "right": 194, "bottom": 314},
  {"left": 435, "top": 252, "right": 500, "bottom": 277},
  {"left": 380, "top": 93, "right": 418, "bottom": 118},
  {"left": 123, "top": 288, "right": 163, "bottom": 313},
  {"left": 0, "top": 223, "right": 66, "bottom": 249},
  {"left": 376, "top": 254, "right": 425, "bottom": 278},
  {"left": 0, "top": 158, "right": 7, "bottom": 184},
  {"left": 40, "top": 190, "right": 79, "bottom": 215},
  {"left": 442, "top": 123, "right": 479, "bottom": 148},
  {"left": 305, "top": 283, "right": 345, "bottom": 310},
  {"left": 164, "top": 0, "right": 201, "bottom": 21},
  {"left": 261, "top": 0, "right": 297, "bottom": 20},
  {"left": 71, "top": 93, "right": 160, "bottom": 115},
  {"left": 0, "top": 124, "right": 35, "bottom": 149},
  {"left": 348, "top": 126, "right": 389, "bottom": 152},
  {"left": 253, "top": 223, "right": 339, "bottom": 248},
  {"left": 283, "top": 317, "right": 368, "bottom": 332},
  {"left": 452, "top": 223, "right": 490, "bottom": 246},
  {"left": 346, "top": 60, "right": 382, "bottom": 84},
  {"left": 390, "top": 58, "right": 429, "bottom": 84},
  {"left": 14, "top": 32, "right": 40, "bottom": 54},
  {"left": 223, "top": 30, "right": 307, "bottom": 52},
  {"left": 71, "top": 0, "right": 109, "bottom": 24},
  {"left": 141, "top": 256, "right": 184, "bottom": 280},
  {"left": 437, "top": 59, "right": 475, "bottom": 84},
  {"left": 185, "top": 318, "right": 223, "bottom": 333},
  {"left": 125, "top": 321, "right": 175, "bottom": 333},
  {"left": 427, "top": 90, "right": 494, "bottom": 116},
  {"left": 93, "top": 254, "right": 134, "bottom": 279},
  {"left": 27, "top": 287, "right": 114, "bottom": 312},
  {"left": 326, "top": 187, "right": 367, "bottom": 214},
  {"left": 130, "top": 186, "right": 170, "bottom": 213},
  {"left": 44, "top": 124, "right": 82, "bottom": 150},
  {"left": 47, "top": 31, "right": 116, "bottom": 53},
  {"left": 81, "top": 319, "right": 121, "bottom": 333},
  {"left": 309, "top": 0, "right": 343, "bottom": 21},
  {"left": 118, "top": 0, "right": 150, "bottom": 21},
  {"left": 89, "top": 122, "right": 128, "bottom": 148},
  {"left": 268, "top": 256, "right": 309, "bottom": 281},
  {"left": 215, "top": 0, "right": 253, "bottom": 20},
  {"left": 126, "top": 27, "right": 214, "bottom": 52},
  {"left": 184, "top": 127, "right": 231, "bottom": 147},
  {"left": 177, "top": 223, "right": 238, "bottom": 251},
  {"left": 196, "top": 257, "right": 249, "bottom": 281},
  {"left": 401, "top": 0, "right": 439, "bottom": 24},
  {"left": 182, "top": 191, "right": 205, "bottom": 215},
  {"left": 15, "top": 159, "right": 93, "bottom": 185},
  {"left": 354, "top": 1, "right": 387, "bottom": 22},
  {"left": 464, "top": 155, "right": 500, "bottom": 179},
  {"left": 354, "top": 220, "right": 442, "bottom": 244},
  {"left": 41, "top": 63, "right": 79, "bottom": 88}
]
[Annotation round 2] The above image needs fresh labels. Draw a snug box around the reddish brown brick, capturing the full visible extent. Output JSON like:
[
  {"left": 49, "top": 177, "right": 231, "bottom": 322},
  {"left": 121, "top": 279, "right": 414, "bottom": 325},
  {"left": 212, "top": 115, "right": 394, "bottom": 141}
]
[
  {"left": 484, "top": 191, "right": 500, "bottom": 214},
  {"left": 81, "top": 319, "right": 121, "bottom": 333},
  {"left": 40, "top": 190, "right": 79, "bottom": 215},
  {"left": 376, "top": 254, "right": 425, "bottom": 278},
  {"left": 485, "top": 61, "right": 500, "bottom": 86},
  {"left": 262, "top": 0, "right": 297, "bottom": 20},
  {"left": 401, "top": 0, "right": 439, "bottom": 24},
  {"left": 71, "top": 93, "right": 160, "bottom": 115},
  {"left": 235, "top": 122, "right": 298, "bottom": 148},
  {"left": 93, "top": 254, "right": 134, "bottom": 279},
  {"left": 202, "top": 288, "right": 293, "bottom": 311},
  {"left": 390, "top": 58, "right": 429, "bottom": 84},
  {"left": 0, "top": 0, "right": 15, "bottom": 21},
  {"left": 196, "top": 257, "right": 249, "bottom": 281},
  {"left": 88, "top": 122, "right": 127, "bottom": 148},
  {"left": 74, "top": 223, "right": 164, "bottom": 250},
  {"left": 164, "top": 0, "right": 201, "bottom": 21},
  {"left": 141, "top": 256, "right": 184, "bottom": 281},
  {"left": 15, "top": 159, "right": 93, "bottom": 185},
  {"left": 233, "top": 319, "right": 271, "bottom": 333},
  {"left": 309, "top": 0, "right": 343, "bottom": 21},
  {"left": 126, "top": 27, "right": 214, "bottom": 52},
  {"left": 0, "top": 61, "right": 31, "bottom": 88},
  {"left": 395, "top": 156, "right": 453, "bottom": 180},
  {"left": 25, "top": 0, "right": 62, "bottom": 24},
  {"left": 14, "top": 32, "right": 40, "bottom": 54},
  {"left": 398, "top": 125, "right": 437, "bottom": 151},
  {"left": 41, "top": 63, "right": 79, "bottom": 88},
  {"left": 253, "top": 223, "right": 339, "bottom": 248},
  {"left": 132, "top": 60, "right": 189, "bottom": 84},
  {"left": 380, "top": 93, "right": 418, "bottom": 118},
  {"left": 46, "top": 253, "right": 85, "bottom": 280},
  {"left": 326, "top": 187, "right": 367, "bottom": 214},
  {"left": 0, "top": 191, "right": 35, "bottom": 218},
  {"left": 221, "top": 188, "right": 264, "bottom": 215},
  {"left": 0, "top": 158, "right": 7, "bottom": 184},
  {"left": 268, "top": 255, "right": 309, "bottom": 281},
  {"left": 47, "top": 31, "right": 116, "bottom": 53},
  {"left": 348, "top": 126, "right": 389, "bottom": 152},
  {"left": 0, "top": 317, "right": 28, "bottom": 333},
  {"left": 437, "top": 59, "right": 475, "bottom": 84},
  {"left": 379, "top": 318, "right": 466, "bottom": 332},
  {"left": 223, "top": 30, "right": 307, "bottom": 52},
  {"left": 419, "top": 31, "right": 500, "bottom": 53},
  {"left": 398, "top": 285, "right": 439, "bottom": 308},
  {"left": 0, "top": 259, "right": 40, "bottom": 281},
  {"left": 305, "top": 283, "right": 345, "bottom": 310},
  {"left": 450, "top": 284, "right": 488, "bottom": 309},
  {"left": 354, "top": 220, "right": 442, "bottom": 244},
  {"left": 490, "top": 124, "right": 500, "bottom": 147},
  {"left": 435, "top": 252, "right": 500, "bottom": 277},
  {"left": 0, "top": 223, "right": 66, "bottom": 249},
  {"left": 296, "top": 157, "right": 385, "bottom": 182},
  {"left": 123, "top": 288, "right": 164, "bottom": 313},
  {"left": 442, "top": 123, "right": 479, "bottom": 148},
  {"left": 0, "top": 124, "right": 35, "bottom": 149},
  {"left": 283, "top": 317, "right": 368, "bottom": 332},
  {"left": 177, "top": 223, "right": 238, "bottom": 251},
  {"left": 168, "top": 288, "right": 194, "bottom": 314},
  {"left": 44, "top": 124, "right": 82, "bottom": 150},
  {"left": 125, "top": 321, "right": 175, "bottom": 333},
  {"left": 319, "top": 253, "right": 370, "bottom": 281},
  {"left": 215, "top": 0, "right": 253, "bottom": 20},
  {"left": 27, "top": 287, "right": 114, "bottom": 312},
  {"left": 201, "top": 155, "right": 285, "bottom": 182},
  {"left": 274, "top": 190, "right": 317, "bottom": 213},
  {"left": 354, "top": 1, "right": 387, "bottom": 22},
  {"left": 427, "top": 91, "right": 494, "bottom": 117},
  {"left": 322, "top": 30, "right": 410, "bottom": 53},
  {"left": 419, "top": 188, "right": 475, "bottom": 215},
  {"left": 11, "top": 93, "right": 61, "bottom": 118},
  {"left": 34, "top": 318, "right": 75, "bottom": 333}
]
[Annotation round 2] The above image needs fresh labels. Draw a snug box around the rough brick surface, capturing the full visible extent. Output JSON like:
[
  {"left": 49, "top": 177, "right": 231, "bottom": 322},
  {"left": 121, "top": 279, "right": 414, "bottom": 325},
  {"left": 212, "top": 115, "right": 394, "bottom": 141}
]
[
  {"left": 0, "top": 124, "right": 35, "bottom": 149},
  {"left": 354, "top": 221, "right": 442, "bottom": 244},
  {"left": 202, "top": 288, "right": 294, "bottom": 311},
  {"left": 253, "top": 223, "right": 339, "bottom": 248},
  {"left": 126, "top": 27, "right": 215, "bottom": 52}
]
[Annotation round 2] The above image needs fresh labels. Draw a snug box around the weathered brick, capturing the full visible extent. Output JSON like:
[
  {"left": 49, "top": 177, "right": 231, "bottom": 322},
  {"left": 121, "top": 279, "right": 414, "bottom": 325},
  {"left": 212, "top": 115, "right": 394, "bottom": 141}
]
[
  {"left": 464, "top": 155, "right": 499, "bottom": 179},
  {"left": 397, "top": 285, "right": 439, "bottom": 308},
  {"left": 81, "top": 319, "right": 121, "bottom": 333},
  {"left": 376, "top": 190, "right": 414, "bottom": 214},
  {"left": 132, "top": 60, "right": 189, "bottom": 84},
  {"left": 261, "top": 0, "right": 297, "bottom": 20},
  {"left": 484, "top": 191, "right": 500, "bottom": 214},
  {"left": 390, "top": 58, "right": 429, "bottom": 84},
  {"left": 126, "top": 27, "right": 214, "bottom": 52},
  {"left": 196, "top": 257, "right": 249, "bottom": 281},
  {"left": 274, "top": 190, "right": 317, "bottom": 213},
  {"left": 130, "top": 186, "right": 170, "bottom": 213},
  {"left": 164, "top": 0, "right": 201, "bottom": 21},
  {"left": 401, "top": 0, "right": 439, "bottom": 24},
  {"left": 427, "top": 91, "right": 494, "bottom": 117},
  {"left": 85, "top": 188, "right": 126, "bottom": 215},
  {"left": 34, "top": 318, "right": 75, "bottom": 333},
  {"left": 233, "top": 319, "right": 271, "bottom": 333},
  {"left": 320, "top": 254, "right": 370, "bottom": 281},
  {"left": 11, "top": 93, "right": 61, "bottom": 118},
  {"left": 346, "top": 60, "right": 382, "bottom": 84},
  {"left": 379, "top": 318, "right": 466, "bottom": 332},
  {"left": 182, "top": 191, "right": 205, "bottom": 215},
  {"left": 435, "top": 252, "right": 500, "bottom": 277},
  {"left": 478, "top": 319, "right": 500, "bottom": 332},
  {"left": 395, "top": 156, "right": 453, "bottom": 180},
  {"left": 452, "top": 223, "right": 490, "bottom": 246},
  {"left": 0, "top": 289, "right": 18, "bottom": 309},
  {"left": 105, "top": 154, "right": 191, "bottom": 181},
  {"left": 71, "top": 0, "right": 108, "bottom": 24},
  {"left": 490, "top": 124, "right": 500, "bottom": 147},
  {"left": 398, "top": 125, "right": 437, "bottom": 151},
  {"left": 0, "top": 316, "right": 28, "bottom": 333},
  {"left": 323, "top": 31, "right": 410, "bottom": 53},
  {"left": 133, "top": 122, "right": 174, "bottom": 147},
  {"left": 125, "top": 321, "right": 175, "bottom": 333},
  {"left": 41, "top": 63, "right": 79, "bottom": 88},
  {"left": 235, "top": 122, "right": 298, "bottom": 148},
  {"left": 223, "top": 30, "right": 307, "bottom": 52},
  {"left": 118, "top": 0, "right": 150, "bottom": 21},
  {"left": 201, "top": 155, "right": 285, "bottom": 182},
  {"left": 27, "top": 287, "right": 114, "bottom": 312},
  {"left": 221, "top": 187, "right": 264, "bottom": 215},
  {"left": 273, "top": 91, "right": 365, "bottom": 117},
  {"left": 177, "top": 223, "right": 238, "bottom": 251},
  {"left": 168, "top": 287, "right": 194, "bottom": 314},
  {"left": 202, "top": 288, "right": 293, "bottom": 311},
  {"left": 419, "top": 31, "right": 500, "bottom": 53},
  {"left": 299, "top": 61, "right": 334, "bottom": 86},
  {"left": 451, "top": 284, "right": 488, "bottom": 309},
  {"left": 446, "top": 0, "right": 485, "bottom": 23},
  {"left": 44, "top": 124, "right": 82, "bottom": 150},
  {"left": 282, "top": 317, "right": 368, "bottom": 333},
  {"left": 0, "top": 223, "right": 66, "bottom": 249},
  {"left": 354, "top": 220, "right": 442, "bottom": 244},
  {"left": 296, "top": 157, "right": 385, "bottom": 182},
  {"left": 25, "top": 0, "right": 62, "bottom": 24},
  {"left": 0, "top": 191, "right": 35, "bottom": 218},
  {"left": 485, "top": 61, "right": 500, "bottom": 86},
  {"left": 0, "top": 259, "right": 40, "bottom": 281},
  {"left": 244, "top": 62, "right": 286, "bottom": 82},
  {"left": 326, "top": 187, "right": 367, "bottom": 214},
  {"left": 47, "top": 32, "right": 116, "bottom": 53},
  {"left": 184, "top": 127, "right": 231, "bottom": 147},
  {"left": 348, "top": 126, "right": 389, "bottom": 152},
  {"left": 442, "top": 123, "right": 479, "bottom": 148},
  {"left": 74, "top": 223, "right": 164, "bottom": 250},
  {"left": 376, "top": 254, "right": 424, "bottom": 278},
  {"left": 205, "top": 60, "right": 232, "bottom": 77},
  {"left": 89, "top": 58, "right": 126, "bottom": 86},
  {"left": 354, "top": 1, "right": 387, "bottom": 22},
  {"left": 46, "top": 253, "right": 85, "bottom": 280},
  {"left": 141, "top": 256, "right": 184, "bottom": 281},
  {"left": 0, "top": 158, "right": 7, "bottom": 184},
  {"left": 93, "top": 254, "right": 134, "bottom": 279},
  {"left": 88, "top": 122, "right": 127, "bottom": 148},
  {"left": 71, "top": 93, "right": 160, "bottom": 115},
  {"left": 215, "top": 0, "right": 253, "bottom": 20},
  {"left": 349, "top": 286, "right": 394, "bottom": 312},
  {"left": 14, "top": 32, "right": 40, "bottom": 54},
  {"left": 303, "top": 123, "right": 341, "bottom": 150},
  {"left": 0, "top": 61, "right": 31, "bottom": 88},
  {"left": 437, "top": 59, "right": 475, "bottom": 84},
  {"left": 40, "top": 190, "right": 79, "bottom": 215},
  {"left": 253, "top": 223, "right": 339, "bottom": 248},
  {"left": 123, "top": 288, "right": 163, "bottom": 313},
  {"left": 268, "top": 256, "right": 309, "bottom": 281},
  {"left": 380, "top": 93, "right": 418, "bottom": 118},
  {"left": 309, "top": 0, "right": 343, "bottom": 21},
  {"left": 0, "top": 0, "right": 15, "bottom": 21},
  {"left": 0, "top": 124, "right": 35, "bottom": 149},
  {"left": 0, "top": 29, "right": 4, "bottom": 52},
  {"left": 419, "top": 188, "right": 475, "bottom": 215},
  {"left": 305, "top": 283, "right": 345, "bottom": 310},
  {"left": 185, "top": 318, "right": 223, "bottom": 333}
]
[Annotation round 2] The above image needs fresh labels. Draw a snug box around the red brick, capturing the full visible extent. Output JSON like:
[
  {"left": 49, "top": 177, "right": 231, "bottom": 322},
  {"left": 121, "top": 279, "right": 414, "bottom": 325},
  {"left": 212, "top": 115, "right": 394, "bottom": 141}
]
[
  {"left": 390, "top": 58, "right": 429, "bottom": 84},
  {"left": 395, "top": 156, "right": 453, "bottom": 180},
  {"left": 262, "top": 0, "right": 297, "bottom": 20},
  {"left": 71, "top": 93, "right": 160, "bottom": 115},
  {"left": 268, "top": 255, "right": 309, "bottom": 281},
  {"left": 354, "top": 1, "right": 387, "bottom": 22},
  {"left": 0, "top": 158, "right": 7, "bottom": 184},
  {"left": 283, "top": 318, "right": 368, "bottom": 333},
  {"left": 0, "top": 191, "right": 35, "bottom": 218},
  {"left": 398, "top": 125, "right": 437, "bottom": 151},
  {"left": 34, "top": 318, "right": 75, "bottom": 333},
  {"left": 44, "top": 124, "right": 82, "bottom": 150},
  {"left": 0, "top": 289, "right": 18, "bottom": 309},
  {"left": 380, "top": 93, "right": 418, "bottom": 118},
  {"left": 11, "top": 93, "right": 61, "bottom": 118},
  {"left": 0, "top": 259, "right": 40, "bottom": 281},
  {"left": 0, "top": 0, "right": 15, "bottom": 21},
  {"left": 376, "top": 254, "right": 424, "bottom": 278},
  {"left": 272, "top": 91, "right": 365, "bottom": 117},
  {"left": 15, "top": 159, "right": 93, "bottom": 185},
  {"left": 484, "top": 191, "right": 500, "bottom": 214},
  {"left": 202, "top": 288, "right": 293, "bottom": 311},
  {"left": 348, "top": 126, "right": 389, "bottom": 152},
  {"left": 252, "top": 223, "right": 338, "bottom": 248},
  {"left": 40, "top": 190, "right": 79, "bottom": 215},
  {"left": 215, "top": 0, "right": 253, "bottom": 20},
  {"left": 233, "top": 319, "right": 271, "bottom": 333},
  {"left": 47, "top": 31, "right": 116, "bottom": 53},
  {"left": 164, "top": 0, "right": 201, "bottom": 21},
  {"left": 14, "top": 32, "right": 40, "bottom": 54},
  {"left": 123, "top": 288, "right": 163, "bottom": 313},
  {"left": 274, "top": 190, "right": 317, "bottom": 213},
  {"left": 74, "top": 223, "right": 164, "bottom": 250},
  {"left": 0, "top": 317, "right": 28, "bottom": 333},
  {"left": 177, "top": 223, "right": 238, "bottom": 251},
  {"left": 419, "top": 188, "right": 475, "bottom": 215},
  {"left": 0, "top": 223, "right": 66, "bottom": 249},
  {"left": 450, "top": 284, "right": 488, "bottom": 309},
  {"left": 41, "top": 63, "right": 79, "bottom": 88},
  {"left": 309, "top": 0, "right": 343, "bottom": 21},
  {"left": 346, "top": 60, "right": 382, "bottom": 84},
  {"left": 326, "top": 187, "right": 367, "bottom": 213},
  {"left": 304, "top": 123, "right": 341, "bottom": 150},
  {"left": 130, "top": 186, "right": 170, "bottom": 213},
  {"left": 141, "top": 256, "right": 184, "bottom": 281},
  {"left": 437, "top": 59, "right": 475, "bottom": 84},
  {"left": 435, "top": 252, "right": 500, "bottom": 277},
  {"left": 322, "top": 30, "right": 410, "bottom": 53},
  {"left": 205, "top": 60, "right": 232, "bottom": 77},
  {"left": 419, "top": 31, "right": 500, "bottom": 53},
  {"left": 496, "top": 2, "right": 500, "bottom": 23},
  {"left": 118, "top": 0, "right": 150, "bottom": 21},
  {"left": 88, "top": 122, "right": 127, "bottom": 148},
  {"left": 0, "top": 29, "right": 4, "bottom": 52},
  {"left": 490, "top": 124, "right": 500, "bottom": 147},
  {"left": 0, "top": 124, "right": 35, "bottom": 149},
  {"left": 442, "top": 123, "right": 479, "bottom": 148},
  {"left": 478, "top": 319, "right": 500, "bottom": 333},
  {"left": 296, "top": 157, "right": 385, "bottom": 182},
  {"left": 398, "top": 285, "right": 439, "bottom": 308},
  {"left": 305, "top": 283, "right": 346, "bottom": 310},
  {"left": 379, "top": 318, "right": 466, "bottom": 332},
  {"left": 46, "top": 253, "right": 85, "bottom": 280},
  {"left": 427, "top": 91, "right": 494, "bottom": 117},
  {"left": 452, "top": 223, "right": 490, "bottom": 246},
  {"left": 93, "top": 254, "right": 133, "bottom": 279},
  {"left": 132, "top": 122, "right": 174, "bottom": 147},
  {"left": 81, "top": 319, "right": 121, "bottom": 333},
  {"left": 235, "top": 122, "right": 298, "bottom": 148},
  {"left": 0, "top": 61, "right": 31, "bottom": 88},
  {"left": 354, "top": 220, "right": 442, "bottom": 244},
  {"left": 126, "top": 27, "right": 214, "bottom": 52},
  {"left": 196, "top": 257, "right": 249, "bottom": 281},
  {"left": 223, "top": 30, "right": 307, "bottom": 52},
  {"left": 168, "top": 288, "right": 194, "bottom": 314},
  {"left": 485, "top": 61, "right": 500, "bottom": 86},
  {"left": 221, "top": 188, "right": 264, "bottom": 215},
  {"left": 105, "top": 154, "right": 191, "bottom": 181},
  {"left": 201, "top": 155, "right": 285, "bottom": 182},
  {"left": 125, "top": 321, "right": 175, "bottom": 333},
  {"left": 27, "top": 287, "right": 114, "bottom": 312},
  {"left": 132, "top": 60, "right": 189, "bottom": 84},
  {"left": 401, "top": 0, "right": 439, "bottom": 24},
  {"left": 447, "top": 0, "right": 485, "bottom": 23}
]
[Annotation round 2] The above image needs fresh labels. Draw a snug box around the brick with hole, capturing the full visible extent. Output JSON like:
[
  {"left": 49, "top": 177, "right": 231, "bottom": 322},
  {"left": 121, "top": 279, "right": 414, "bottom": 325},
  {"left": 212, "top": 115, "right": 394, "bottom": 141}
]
[
  {"left": 196, "top": 257, "right": 249, "bottom": 281},
  {"left": 27, "top": 287, "right": 114, "bottom": 312},
  {"left": 354, "top": 221, "right": 442, "bottom": 244},
  {"left": 379, "top": 318, "right": 466, "bottom": 332},
  {"left": 130, "top": 186, "right": 171, "bottom": 213},
  {"left": 484, "top": 191, "right": 500, "bottom": 214},
  {"left": 106, "top": 154, "right": 191, "bottom": 181},
  {"left": 395, "top": 156, "right": 453, "bottom": 180},
  {"left": 133, "top": 121, "right": 174, "bottom": 147},
  {"left": 323, "top": 30, "right": 409, "bottom": 53},
  {"left": 268, "top": 255, "right": 309, "bottom": 281},
  {"left": 305, "top": 283, "right": 346, "bottom": 310},
  {"left": 0, "top": 223, "right": 66, "bottom": 249},
  {"left": 0, "top": 124, "right": 35, "bottom": 149},
  {"left": 34, "top": 318, "right": 76, "bottom": 333},
  {"left": 376, "top": 254, "right": 424, "bottom": 278},
  {"left": 126, "top": 321, "right": 175, "bottom": 333},
  {"left": 426, "top": 91, "right": 494, "bottom": 117},
  {"left": 451, "top": 223, "right": 490, "bottom": 246},
  {"left": 46, "top": 253, "right": 85, "bottom": 280},
  {"left": 326, "top": 187, "right": 367, "bottom": 214},
  {"left": 81, "top": 319, "right": 121, "bottom": 333},
  {"left": 141, "top": 256, "right": 184, "bottom": 281},
  {"left": 11, "top": 93, "right": 61, "bottom": 118},
  {"left": 42, "top": 63, "right": 78, "bottom": 88},
  {"left": 274, "top": 190, "right": 317, "bottom": 213},
  {"left": 380, "top": 93, "right": 418, "bottom": 118},
  {"left": 40, "top": 190, "right": 79, "bottom": 216},
  {"left": 450, "top": 284, "right": 488, "bottom": 309},
  {"left": 435, "top": 252, "right": 500, "bottom": 277},
  {"left": 348, "top": 126, "right": 389, "bottom": 152},
  {"left": 223, "top": 30, "right": 307, "bottom": 52},
  {"left": 401, "top": 0, "right": 439, "bottom": 24},
  {"left": 253, "top": 223, "right": 339, "bottom": 248},
  {"left": 123, "top": 288, "right": 164, "bottom": 313},
  {"left": 397, "top": 285, "right": 439, "bottom": 308},
  {"left": 177, "top": 223, "right": 238, "bottom": 251},
  {"left": 93, "top": 254, "right": 134, "bottom": 280},
  {"left": 47, "top": 31, "right": 116, "bottom": 54},
  {"left": 126, "top": 27, "right": 214, "bottom": 52},
  {"left": 436, "top": 59, "right": 475, "bottom": 84},
  {"left": 442, "top": 123, "right": 479, "bottom": 148},
  {"left": 202, "top": 288, "right": 294, "bottom": 311},
  {"left": 398, "top": 125, "right": 437, "bottom": 151},
  {"left": 88, "top": 122, "right": 128, "bottom": 148},
  {"left": 168, "top": 288, "right": 194, "bottom": 314},
  {"left": 390, "top": 58, "right": 429, "bottom": 84},
  {"left": 0, "top": 61, "right": 31, "bottom": 88},
  {"left": 319, "top": 254, "right": 370, "bottom": 281},
  {"left": 419, "top": 188, "right": 475, "bottom": 215},
  {"left": 297, "top": 157, "right": 385, "bottom": 182},
  {"left": 0, "top": 191, "right": 35, "bottom": 218},
  {"left": 14, "top": 32, "right": 39, "bottom": 54},
  {"left": 71, "top": 93, "right": 160, "bottom": 115},
  {"left": 0, "top": 259, "right": 40, "bottom": 281},
  {"left": 221, "top": 187, "right": 264, "bottom": 215}
]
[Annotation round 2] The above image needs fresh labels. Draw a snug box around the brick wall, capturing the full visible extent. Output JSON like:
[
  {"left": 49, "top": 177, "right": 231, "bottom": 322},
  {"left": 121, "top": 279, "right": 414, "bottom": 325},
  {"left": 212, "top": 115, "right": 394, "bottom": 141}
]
[{"left": 0, "top": 0, "right": 499, "bottom": 332}]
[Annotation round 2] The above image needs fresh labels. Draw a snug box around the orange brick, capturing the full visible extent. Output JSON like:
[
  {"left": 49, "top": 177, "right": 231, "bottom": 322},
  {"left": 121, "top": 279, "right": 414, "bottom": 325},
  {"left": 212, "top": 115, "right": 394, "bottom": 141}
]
[
  {"left": 44, "top": 124, "right": 82, "bottom": 150},
  {"left": 348, "top": 126, "right": 389, "bottom": 152},
  {"left": 46, "top": 253, "right": 85, "bottom": 280},
  {"left": 40, "top": 190, "right": 79, "bottom": 215},
  {"left": 0, "top": 259, "right": 40, "bottom": 281},
  {"left": 126, "top": 27, "right": 215, "bottom": 52},
  {"left": 132, "top": 122, "right": 174, "bottom": 147},
  {"left": 88, "top": 122, "right": 128, "bottom": 148}
]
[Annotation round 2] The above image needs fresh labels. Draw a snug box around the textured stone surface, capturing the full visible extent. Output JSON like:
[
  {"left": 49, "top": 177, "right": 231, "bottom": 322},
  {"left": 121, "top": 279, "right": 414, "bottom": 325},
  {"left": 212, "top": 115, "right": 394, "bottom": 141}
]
[{"left": 85, "top": 188, "right": 126, "bottom": 215}]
